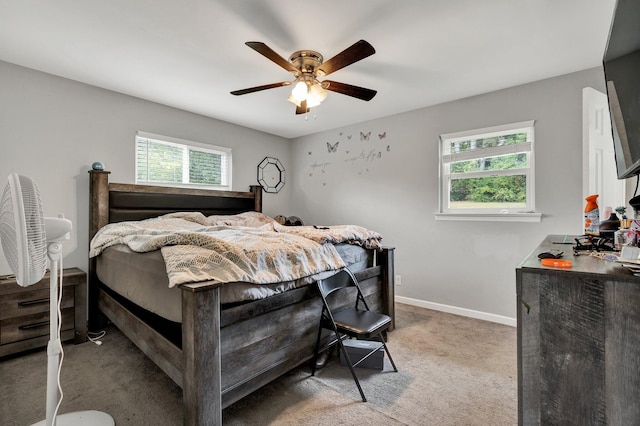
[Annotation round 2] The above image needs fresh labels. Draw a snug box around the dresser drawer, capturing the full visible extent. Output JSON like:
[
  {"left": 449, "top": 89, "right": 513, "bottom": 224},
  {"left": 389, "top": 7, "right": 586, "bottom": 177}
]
[
  {"left": 0, "top": 287, "right": 74, "bottom": 320},
  {"left": 0, "top": 267, "right": 86, "bottom": 357},
  {"left": 0, "top": 307, "right": 74, "bottom": 345}
]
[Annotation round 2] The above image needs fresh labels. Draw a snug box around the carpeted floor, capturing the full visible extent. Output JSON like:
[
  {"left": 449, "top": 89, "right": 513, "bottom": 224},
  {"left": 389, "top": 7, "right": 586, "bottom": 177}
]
[{"left": 0, "top": 303, "right": 517, "bottom": 425}]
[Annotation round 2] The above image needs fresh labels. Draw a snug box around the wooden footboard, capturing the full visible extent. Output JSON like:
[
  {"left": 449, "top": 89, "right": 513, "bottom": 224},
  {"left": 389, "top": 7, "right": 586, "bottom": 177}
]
[{"left": 87, "top": 170, "right": 395, "bottom": 425}]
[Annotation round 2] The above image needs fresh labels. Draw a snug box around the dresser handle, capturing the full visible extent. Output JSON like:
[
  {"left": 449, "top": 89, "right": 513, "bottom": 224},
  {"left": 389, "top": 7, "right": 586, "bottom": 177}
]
[
  {"left": 18, "top": 298, "right": 50, "bottom": 307},
  {"left": 19, "top": 321, "right": 50, "bottom": 330}
]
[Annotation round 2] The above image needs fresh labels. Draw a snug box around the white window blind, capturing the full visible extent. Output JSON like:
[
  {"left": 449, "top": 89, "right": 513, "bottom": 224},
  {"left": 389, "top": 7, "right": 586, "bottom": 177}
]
[{"left": 135, "top": 132, "right": 232, "bottom": 190}]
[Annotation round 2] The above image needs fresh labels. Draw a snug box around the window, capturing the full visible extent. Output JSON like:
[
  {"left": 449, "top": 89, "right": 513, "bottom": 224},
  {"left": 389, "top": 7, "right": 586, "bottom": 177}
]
[
  {"left": 437, "top": 120, "right": 540, "bottom": 221},
  {"left": 135, "top": 132, "right": 232, "bottom": 190}
]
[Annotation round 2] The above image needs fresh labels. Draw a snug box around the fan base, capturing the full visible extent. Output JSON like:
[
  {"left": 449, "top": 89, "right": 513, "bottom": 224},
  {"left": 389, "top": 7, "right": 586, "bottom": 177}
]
[
  {"left": 289, "top": 50, "right": 323, "bottom": 73},
  {"left": 32, "top": 410, "right": 114, "bottom": 426}
]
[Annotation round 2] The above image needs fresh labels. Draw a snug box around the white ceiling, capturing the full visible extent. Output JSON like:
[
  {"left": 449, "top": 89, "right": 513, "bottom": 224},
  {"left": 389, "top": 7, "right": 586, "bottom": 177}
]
[{"left": 0, "top": 0, "right": 617, "bottom": 139}]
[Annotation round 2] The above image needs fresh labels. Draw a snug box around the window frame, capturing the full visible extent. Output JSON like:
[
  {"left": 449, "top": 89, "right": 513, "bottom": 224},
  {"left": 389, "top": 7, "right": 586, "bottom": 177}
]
[
  {"left": 435, "top": 120, "right": 541, "bottom": 222},
  {"left": 135, "top": 131, "right": 232, "bottom": 191}
]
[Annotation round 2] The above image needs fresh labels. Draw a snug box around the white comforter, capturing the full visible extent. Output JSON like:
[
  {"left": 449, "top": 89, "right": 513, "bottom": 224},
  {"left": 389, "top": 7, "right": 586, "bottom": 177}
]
[{"left": 89, "top": 212, "right": 382, "bottom": 288}]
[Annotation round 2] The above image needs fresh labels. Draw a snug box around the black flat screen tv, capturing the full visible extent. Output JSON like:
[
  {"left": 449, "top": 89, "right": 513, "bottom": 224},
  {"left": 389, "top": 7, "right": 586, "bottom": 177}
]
[{"left": 603, "top": 0, "right": 640, "bottom": 179}]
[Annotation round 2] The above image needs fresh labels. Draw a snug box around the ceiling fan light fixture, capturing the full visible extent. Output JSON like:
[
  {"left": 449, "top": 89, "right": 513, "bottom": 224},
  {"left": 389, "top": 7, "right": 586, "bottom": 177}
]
[
  {"left": 306, "top": 82, "right": 327, "bottom": 108},
  {"left": 306, "top": 97, "right": 321, "bottom": 108},
  {"left": 287, "top": 94, "right": 302, "bottom": 107},
  {"left": 291, "top": 81, "right": 308, "bottom": 102}
]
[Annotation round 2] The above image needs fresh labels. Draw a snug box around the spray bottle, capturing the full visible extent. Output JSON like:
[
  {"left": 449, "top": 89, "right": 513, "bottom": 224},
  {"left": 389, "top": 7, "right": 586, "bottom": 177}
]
[{"left": 584, "top": 194, "right": 600, "bottom": 235}]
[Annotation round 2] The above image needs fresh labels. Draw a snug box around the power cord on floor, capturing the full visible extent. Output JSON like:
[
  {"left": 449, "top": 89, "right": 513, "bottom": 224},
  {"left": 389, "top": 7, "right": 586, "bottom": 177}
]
[{"left": 88, "top": 330, "right": 107, "bottom": 346}]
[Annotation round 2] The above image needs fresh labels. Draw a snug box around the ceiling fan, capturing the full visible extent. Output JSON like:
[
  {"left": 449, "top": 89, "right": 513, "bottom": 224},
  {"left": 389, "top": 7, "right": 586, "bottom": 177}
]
[{"left": 230, "top": 40, "right": 377, "bottom": 115}]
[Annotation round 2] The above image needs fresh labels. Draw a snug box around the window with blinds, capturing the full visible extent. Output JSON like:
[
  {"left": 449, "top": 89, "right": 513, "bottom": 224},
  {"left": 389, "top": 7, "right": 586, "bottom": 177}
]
[
  {"left": 135, "top": 132, "right": 232, "bottom": 190},
  {"left": 439, "top": 121, "right": 535, "bottom": 215}
]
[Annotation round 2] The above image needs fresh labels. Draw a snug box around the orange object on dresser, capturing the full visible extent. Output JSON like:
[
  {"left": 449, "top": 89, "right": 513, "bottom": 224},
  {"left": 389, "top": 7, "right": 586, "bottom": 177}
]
[{"left": 584, "top": 194, "right": 600, "bottom": 236}]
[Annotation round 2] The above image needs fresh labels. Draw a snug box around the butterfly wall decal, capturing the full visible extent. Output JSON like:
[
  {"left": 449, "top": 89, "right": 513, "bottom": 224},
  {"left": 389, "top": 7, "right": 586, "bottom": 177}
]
[
  {"left": 360, "top": 131, "right": 371, "bottom": 141},
  {"left": 378, "top": 132, "right": 386, "bottom": 140},
  {"left": 327, "top": 142, "right": 339, "bottom": 153}
]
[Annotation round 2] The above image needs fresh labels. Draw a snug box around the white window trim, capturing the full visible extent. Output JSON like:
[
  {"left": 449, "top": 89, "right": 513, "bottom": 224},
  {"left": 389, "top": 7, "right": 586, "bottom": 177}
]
[
  {"left": 433, "top": 211, "right": 542, "bottom": 222},
  {"left": 436, "top": 120, "right": 541, "bottom": 223},
  {"left": 135, "top": 131, "right": 232, "bottom": 190}
]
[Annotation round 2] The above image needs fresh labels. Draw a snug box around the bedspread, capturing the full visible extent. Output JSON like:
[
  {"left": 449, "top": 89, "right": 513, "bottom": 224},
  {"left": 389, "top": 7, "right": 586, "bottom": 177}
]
[
  {"left": 89, "top": 214, "right": 348, "bottom": 287},
  {"left": 273, "top": 223, "right": 382, "bottom": 250},
  {"left": 164, "top": 212, "right": 383, "bottom": 248}
]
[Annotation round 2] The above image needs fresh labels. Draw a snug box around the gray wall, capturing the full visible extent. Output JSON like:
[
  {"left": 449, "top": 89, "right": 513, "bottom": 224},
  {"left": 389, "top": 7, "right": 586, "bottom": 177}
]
[
  {"left": 290, "top": 67, "right": 607, "bottom": 322},
  {"left": 0, "top": 59, "right": 609, "bottom": 323},
  {"left": 0, "top": 60, "right": 292, "bottom": 276}
]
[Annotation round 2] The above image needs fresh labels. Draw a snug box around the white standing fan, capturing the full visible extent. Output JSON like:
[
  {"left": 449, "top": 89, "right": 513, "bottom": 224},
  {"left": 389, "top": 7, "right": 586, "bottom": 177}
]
[{"left": 0, "top": 174, "right": 114, "bottom": 426}]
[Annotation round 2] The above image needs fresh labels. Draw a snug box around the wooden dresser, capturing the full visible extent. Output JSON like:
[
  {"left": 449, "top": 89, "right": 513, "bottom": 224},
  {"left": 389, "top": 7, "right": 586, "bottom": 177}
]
[
  {"left": 516, "top": 235, "right": 640, "bottom": 425},
  {"left": 0, "top": 267, "right": 87, "bottom": 358}
]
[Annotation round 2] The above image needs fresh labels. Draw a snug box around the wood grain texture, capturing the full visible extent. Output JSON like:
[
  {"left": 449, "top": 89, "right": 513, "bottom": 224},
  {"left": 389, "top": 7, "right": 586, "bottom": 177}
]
[
  {"left": 517, "top": 270, "right": 541, "bottom": 426},
  {"left": 539, "top": 276, "right": 605, "bottom": 424},
  {"left": 0, "top": 268, "right": 87, "bottom": 357},
  {"left": 89, "top": 170, "right": 111, "bottom": 330},
  {"left": 182, "top": 285, "right": 221, "bottom": 425},
  {"left": 517, "top": 235, "right": 640, "bottom": 426},
  {"left": 605, "top": 279, "right": 640, "bottom": 425},
  {"left": 378, "top": 247, "right": 395, "bottom": 330},
  {"left": 74, "top": 269, "right": 88, "bottom": 344},
  {"left": 99, "top": 290, "right": 183, "bottom": 385}
]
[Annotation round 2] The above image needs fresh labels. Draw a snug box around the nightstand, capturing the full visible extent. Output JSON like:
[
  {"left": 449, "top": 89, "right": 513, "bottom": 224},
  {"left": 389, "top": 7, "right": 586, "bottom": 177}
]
[{"left": 0, "top": 267, "right": 87, "bottom": 357}]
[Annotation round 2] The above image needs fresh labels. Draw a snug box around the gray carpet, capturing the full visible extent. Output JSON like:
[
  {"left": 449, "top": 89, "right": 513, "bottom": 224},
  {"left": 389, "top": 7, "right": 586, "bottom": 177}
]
[{"left": 0, "top": 303, "right": 517, "bottom": 425}]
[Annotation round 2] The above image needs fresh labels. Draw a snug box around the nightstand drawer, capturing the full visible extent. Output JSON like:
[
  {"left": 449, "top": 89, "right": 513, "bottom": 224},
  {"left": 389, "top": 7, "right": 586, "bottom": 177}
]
[
  {"left": 0, "top": 267, "right": 86, "bottom": 357},
  {"left": 0, "top": 307, "right": 74, "bottom": 345},
  {"left": 0, "top": 287, "right": 74, "bottom": 320}
]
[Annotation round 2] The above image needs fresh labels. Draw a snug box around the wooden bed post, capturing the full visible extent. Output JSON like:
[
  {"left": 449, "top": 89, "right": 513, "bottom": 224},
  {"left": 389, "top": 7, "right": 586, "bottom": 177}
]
[
  {"left": 88, "top": 170, "right": 111, "bottom": 331},
  {"left": 181, "top": 283, "right": 223, "bottom": 426},
  {"left": 250, "top": 185, "right": 262, "bottom": 213},
  {"left": 379, "top": 247, "right": 396, "bottom": 331}
]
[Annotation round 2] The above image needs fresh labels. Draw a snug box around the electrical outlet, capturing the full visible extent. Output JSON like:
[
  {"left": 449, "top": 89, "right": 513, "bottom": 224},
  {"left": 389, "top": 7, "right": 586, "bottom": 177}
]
[{"left": 395, "top": 275, "right": 402, "bottom": 286}]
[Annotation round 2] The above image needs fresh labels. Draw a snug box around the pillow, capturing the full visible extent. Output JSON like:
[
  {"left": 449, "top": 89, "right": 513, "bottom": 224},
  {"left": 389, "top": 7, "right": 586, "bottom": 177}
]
[{"left": 206, "top": 211, "right": 275, "bottom": 228}]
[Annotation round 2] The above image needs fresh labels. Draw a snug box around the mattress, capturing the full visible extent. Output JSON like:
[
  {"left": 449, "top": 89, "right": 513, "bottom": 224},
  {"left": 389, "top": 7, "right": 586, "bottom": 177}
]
[{"left": 96, "top": 243, "right": 372, "bottom": 323}]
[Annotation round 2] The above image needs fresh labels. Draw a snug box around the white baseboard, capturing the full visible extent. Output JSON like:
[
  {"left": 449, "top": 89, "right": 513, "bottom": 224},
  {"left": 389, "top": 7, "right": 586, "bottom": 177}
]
[{"left": 395, "top": 296, "right": 516, "bottom": 327}]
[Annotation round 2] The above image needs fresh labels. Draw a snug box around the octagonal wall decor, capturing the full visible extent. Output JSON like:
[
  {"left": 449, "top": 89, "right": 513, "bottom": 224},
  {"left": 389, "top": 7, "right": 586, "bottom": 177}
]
[{"left": 257, "top": 157, "right": 285, "bottom": 193}]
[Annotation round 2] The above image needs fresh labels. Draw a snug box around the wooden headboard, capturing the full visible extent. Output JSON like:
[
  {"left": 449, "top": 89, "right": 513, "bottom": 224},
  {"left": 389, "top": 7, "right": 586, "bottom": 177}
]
[{"left": 89, "top": 170, "right": 262, "bottom": 239}]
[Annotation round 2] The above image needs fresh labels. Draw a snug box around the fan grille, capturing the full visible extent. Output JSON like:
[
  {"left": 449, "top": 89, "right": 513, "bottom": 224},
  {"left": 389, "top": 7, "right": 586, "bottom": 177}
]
[{"left": 0, "top": 175, "right": 47, "bottom": 286}]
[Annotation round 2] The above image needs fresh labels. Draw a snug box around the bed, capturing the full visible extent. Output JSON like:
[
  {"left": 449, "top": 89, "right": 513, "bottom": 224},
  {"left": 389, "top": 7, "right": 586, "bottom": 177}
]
[{"left": 87, "top": 170, "right": 395, "bottom": 425}]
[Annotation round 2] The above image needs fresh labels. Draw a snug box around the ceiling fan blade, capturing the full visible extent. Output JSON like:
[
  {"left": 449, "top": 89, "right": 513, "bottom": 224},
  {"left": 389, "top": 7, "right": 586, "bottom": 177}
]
[
  {"left": 316, "top": 40, "right": 375, "bottom": 76},
  {"left": 323, "top": 80, "right": 377, "bottom": 101},
  {"left": 295, "top": 100, "right": 309, "bottom": 115},
  {"left": 230, "top": 81, "right": 291, "bottom": 96},
  {"left": 245, "top": 41, "right": 298, "bottom": 73}
]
